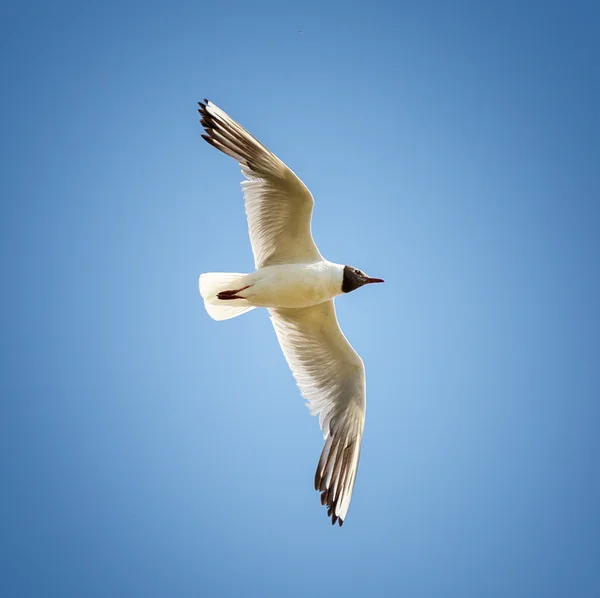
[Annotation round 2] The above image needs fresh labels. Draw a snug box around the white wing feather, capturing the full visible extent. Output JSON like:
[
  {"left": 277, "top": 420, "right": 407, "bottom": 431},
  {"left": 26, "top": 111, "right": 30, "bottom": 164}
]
[
  {"left": 198, "top": 100, "right": 323, "bottom": 268},
  {"left": 270, "top": 301, "right": 366, "bottom": 526}
]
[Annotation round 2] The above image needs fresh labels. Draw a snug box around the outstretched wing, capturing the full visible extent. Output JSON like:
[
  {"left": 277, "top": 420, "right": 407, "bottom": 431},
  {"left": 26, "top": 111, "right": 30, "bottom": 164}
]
[
  {"left": 270, "top": 301, "right": 366, "bottom": 526},
  {"left": 199, "top": 100, "right": 323, "bottom": 268}
]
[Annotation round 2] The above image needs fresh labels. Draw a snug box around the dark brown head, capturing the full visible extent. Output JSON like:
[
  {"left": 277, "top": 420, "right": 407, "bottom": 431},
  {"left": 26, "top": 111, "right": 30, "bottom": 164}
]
[{"left": 342, "top": 266, "right": 385, "bottom": 293}]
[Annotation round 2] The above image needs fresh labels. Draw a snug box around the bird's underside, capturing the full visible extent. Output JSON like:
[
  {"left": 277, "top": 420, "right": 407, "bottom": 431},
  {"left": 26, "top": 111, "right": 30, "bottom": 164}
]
[{"left": 198, "top": 99, "right": 371, "bottom": 526}]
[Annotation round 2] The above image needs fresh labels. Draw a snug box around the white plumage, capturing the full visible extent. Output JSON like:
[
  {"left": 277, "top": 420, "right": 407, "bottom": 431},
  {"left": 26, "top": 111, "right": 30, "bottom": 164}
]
[{"left": 197, "top": 100, "right": 383, "bottom": 525}]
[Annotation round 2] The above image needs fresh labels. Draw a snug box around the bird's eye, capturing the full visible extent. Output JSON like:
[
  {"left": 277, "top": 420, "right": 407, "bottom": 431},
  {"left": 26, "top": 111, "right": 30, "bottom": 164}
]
[{"left": 355, "top": 269, "right": 360, "bottom": 275}]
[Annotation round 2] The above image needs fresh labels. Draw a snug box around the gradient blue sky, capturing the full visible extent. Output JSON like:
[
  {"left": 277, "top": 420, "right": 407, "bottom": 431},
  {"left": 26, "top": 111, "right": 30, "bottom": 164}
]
[{"left": 1, "top": 1, "right": 599, "bottom": 596}]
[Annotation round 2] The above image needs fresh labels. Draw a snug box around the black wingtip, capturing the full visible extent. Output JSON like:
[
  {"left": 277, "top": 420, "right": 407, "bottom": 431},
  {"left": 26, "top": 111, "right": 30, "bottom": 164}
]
[{"left": 319, "top": 487, "right": 345, "bottom": 527}]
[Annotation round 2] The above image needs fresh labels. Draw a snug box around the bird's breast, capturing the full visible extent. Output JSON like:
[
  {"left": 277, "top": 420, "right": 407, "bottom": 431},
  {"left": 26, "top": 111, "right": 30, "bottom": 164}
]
[{"left": 243, "top": 263, "right": 342, "bottom": 308}]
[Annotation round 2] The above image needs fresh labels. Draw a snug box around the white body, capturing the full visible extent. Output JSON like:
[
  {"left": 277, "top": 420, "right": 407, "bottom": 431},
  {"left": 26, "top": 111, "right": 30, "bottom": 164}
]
[
  {"left": 198, "top": 262, "right": 345, "bottom": 318},
  {"left": 239, "top": 261, "right": 344, "bottom": 308}
]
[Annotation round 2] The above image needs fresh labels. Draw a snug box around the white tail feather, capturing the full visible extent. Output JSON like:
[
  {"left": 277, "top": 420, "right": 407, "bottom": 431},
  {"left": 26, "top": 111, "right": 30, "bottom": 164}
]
[{"left": 199, "top": 272, "right": 256, "bottom": 321}]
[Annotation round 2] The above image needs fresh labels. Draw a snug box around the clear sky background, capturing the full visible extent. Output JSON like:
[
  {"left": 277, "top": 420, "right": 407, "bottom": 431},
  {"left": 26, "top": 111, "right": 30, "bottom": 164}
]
[{"left": 1, "top": 1, "right": 599, "bottom": 596}]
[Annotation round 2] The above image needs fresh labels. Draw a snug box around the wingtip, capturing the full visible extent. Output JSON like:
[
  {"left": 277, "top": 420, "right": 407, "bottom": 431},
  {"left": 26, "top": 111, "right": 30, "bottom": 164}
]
[{"left": 328, "top": 509, "right": 344, "bottom": 527}]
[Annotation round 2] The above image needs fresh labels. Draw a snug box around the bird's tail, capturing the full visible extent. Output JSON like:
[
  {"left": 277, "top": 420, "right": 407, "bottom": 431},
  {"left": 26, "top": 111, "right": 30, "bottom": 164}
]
[{"left": 198, "top": 272, "right": 256, "bottom": 321}]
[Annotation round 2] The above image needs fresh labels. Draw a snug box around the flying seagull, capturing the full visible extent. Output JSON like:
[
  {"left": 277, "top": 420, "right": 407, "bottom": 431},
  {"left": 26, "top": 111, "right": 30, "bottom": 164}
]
[{"left": 197, "top": 100, "right": 384, "bottom": 526}]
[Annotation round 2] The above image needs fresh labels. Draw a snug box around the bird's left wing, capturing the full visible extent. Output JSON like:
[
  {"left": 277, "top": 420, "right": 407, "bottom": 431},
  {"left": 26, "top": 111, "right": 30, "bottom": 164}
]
[
  {"left": 269, "top": 301, "right": 366, "bottom": 526},
  {"left": 198, "top": 100, "right": 323, "bottom": 268}
]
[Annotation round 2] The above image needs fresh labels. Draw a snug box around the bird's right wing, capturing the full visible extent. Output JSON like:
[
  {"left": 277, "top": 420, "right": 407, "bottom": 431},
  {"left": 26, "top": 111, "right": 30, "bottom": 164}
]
[
  {"left": 198, "top": 100, "right": 323, "bottom": 268},
  {"left": 269, "top": 300, "right": 366, "bottom": 526}
]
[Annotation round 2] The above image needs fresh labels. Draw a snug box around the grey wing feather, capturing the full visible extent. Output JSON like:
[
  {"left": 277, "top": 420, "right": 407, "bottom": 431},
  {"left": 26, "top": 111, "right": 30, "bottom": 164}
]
[
  {"left": 198, "top": 100, "right": 322, "bottom": 268},
  {"left": 270, "top": 301, "right": 366, "bottom": 525}
]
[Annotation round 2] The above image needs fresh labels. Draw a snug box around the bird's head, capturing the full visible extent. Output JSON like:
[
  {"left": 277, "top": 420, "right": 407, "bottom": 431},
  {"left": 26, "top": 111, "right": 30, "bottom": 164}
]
[{"left": 341, "top": 265, "right": 385, "bottom": 293}]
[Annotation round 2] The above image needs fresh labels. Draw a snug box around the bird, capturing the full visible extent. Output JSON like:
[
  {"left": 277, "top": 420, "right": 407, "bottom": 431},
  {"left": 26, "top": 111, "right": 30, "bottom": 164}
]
[{"left": 197, "top": 100, "right": 384, "bottom": 526}]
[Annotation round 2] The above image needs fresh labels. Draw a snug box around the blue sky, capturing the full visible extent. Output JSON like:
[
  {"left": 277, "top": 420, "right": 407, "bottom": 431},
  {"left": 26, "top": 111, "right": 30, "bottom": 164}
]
[{"left": 1, "top": 1, "right": 599, "bottom": 596}]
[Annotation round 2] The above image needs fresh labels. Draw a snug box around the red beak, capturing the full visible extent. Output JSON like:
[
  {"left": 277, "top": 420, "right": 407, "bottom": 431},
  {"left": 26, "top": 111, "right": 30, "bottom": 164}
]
[{"left": 365, "top": 277, "right": 385, "bottom": 284}]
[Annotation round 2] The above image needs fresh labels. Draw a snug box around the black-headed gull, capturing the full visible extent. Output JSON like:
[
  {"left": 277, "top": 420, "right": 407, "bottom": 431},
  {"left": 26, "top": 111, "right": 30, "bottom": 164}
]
[{"left": 197, "top": 100, "right": 384, "bottom": 526}]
